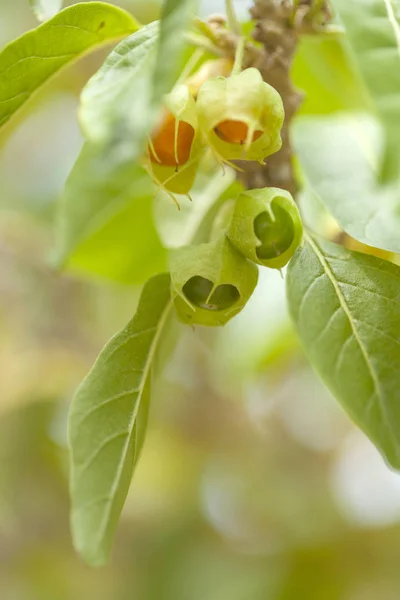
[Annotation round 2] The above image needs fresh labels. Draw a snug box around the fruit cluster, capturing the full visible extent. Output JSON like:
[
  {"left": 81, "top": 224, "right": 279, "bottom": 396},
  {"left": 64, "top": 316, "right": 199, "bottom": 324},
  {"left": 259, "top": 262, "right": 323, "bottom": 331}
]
[
  {"left": 147, "top": 65, "right": 303, "bottom": 327},
  {"left": 170, "top": 187, "right": 303, "bottom": 326},
  {"left": 146, "top": 66, "right": 284, "bottom": 195}
]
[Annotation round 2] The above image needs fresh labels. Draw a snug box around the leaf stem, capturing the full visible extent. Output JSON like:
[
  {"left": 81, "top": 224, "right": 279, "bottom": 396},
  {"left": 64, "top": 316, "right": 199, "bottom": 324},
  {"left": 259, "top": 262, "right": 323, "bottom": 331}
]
[
  {"left": 225, "top": 0, "right": 241, "bottom": 36},
  {"left": 176, "top": 47, "right": 205, "bottom": 86},
  {"left": 232, "top": 36, "right": 245, "bottom": 76},
  {"left": 184, "top": 32, "right": 223, "bottom": 56}
]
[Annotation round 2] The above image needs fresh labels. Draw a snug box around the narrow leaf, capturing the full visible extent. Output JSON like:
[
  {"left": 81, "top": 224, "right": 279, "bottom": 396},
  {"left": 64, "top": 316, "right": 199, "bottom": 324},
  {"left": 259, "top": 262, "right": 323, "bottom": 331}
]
[
  {"left": 69, "top": 273, "right": 172, "bottom": 566},
  {"left": 0, "top": 2, "right": 137, "bottom": 131},
  {"left": 30, "top": 0, "right": 63, "bottom": 22},
  {"left": 152, "top": 0, "right": 195, "bottom": 100},
  {"left": 331, "top": 0, "right": 400, "bottom": 181},
  {"left": 294, "top": 114, "right": 400, "bottom": 255},
  {"left": 287, "top": 234, "right": 400, "bottom": 469},
  {"left": 57, "top": 143, "right": 167, "bottom": 284}
]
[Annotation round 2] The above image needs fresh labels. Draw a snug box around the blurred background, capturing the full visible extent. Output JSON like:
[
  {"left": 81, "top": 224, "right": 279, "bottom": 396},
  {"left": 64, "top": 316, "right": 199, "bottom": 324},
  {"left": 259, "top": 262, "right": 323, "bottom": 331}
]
[{"left": 2, "top": 1, "right": 400, "bottom": 599}]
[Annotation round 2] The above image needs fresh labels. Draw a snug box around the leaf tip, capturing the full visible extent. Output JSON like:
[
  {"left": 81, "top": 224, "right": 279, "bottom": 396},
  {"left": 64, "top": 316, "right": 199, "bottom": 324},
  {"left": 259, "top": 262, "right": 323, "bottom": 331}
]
[{"left": 71, "top": 509, "right": 111, "bottom": 568}]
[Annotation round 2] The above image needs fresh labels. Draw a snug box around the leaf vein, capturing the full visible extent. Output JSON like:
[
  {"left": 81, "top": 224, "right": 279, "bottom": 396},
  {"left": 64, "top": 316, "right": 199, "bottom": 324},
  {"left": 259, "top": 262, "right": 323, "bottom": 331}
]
[
  {"left": 75, "top": 388, "right": 140, "bottom": 430},
  {"left": 74, "top": 495, "right": 111, "bottom": 514},
  {"left": 0, "top": 53, "right": 77, "bottom": 80},
  {"left": 93, "top": 301, "right": 173, "bottom": 550},
  {"left": 297, "top": 271, "right": 326, "bottom": 319},
  {"left": 334, "top": 330, "right": 355, "bottom": 377},
  {"left": 338, "top": 280, "right": 400, "bottom": 307},
  {"left": 353, "top": 318, "right": 400, "bottom": 349},
  {"left": 105, "top": 326, "right": 157, "bottom": 361},
  {"left": 383, "top": 0, "right": 400, "bottom": 57},
  {"left": 76, "top": 430, "right": 129, "bottom": 476},
  {"left": 305, "top": 233, "right": 399, "bottom": 460},
  {"left": 328, "top": 255, "right": 400, "bottom": 285},
  {"left": 312, "top": 304, "right": 342, "bottom": 346}
]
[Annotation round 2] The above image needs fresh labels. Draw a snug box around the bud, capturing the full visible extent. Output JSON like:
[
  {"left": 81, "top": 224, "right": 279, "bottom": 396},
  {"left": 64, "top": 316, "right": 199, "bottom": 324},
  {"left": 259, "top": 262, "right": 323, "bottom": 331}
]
[
  {"left": 227, "top": 187, "right": 303, "bottom": 269},
  {"left": 196, "top": 68, "right": 284, "bottom": 163},
  {"left": 170, "top": 237, "right": 258, "bottom": 326},
  {"left": 147, "top": 85, "right": 201, "bottom": 194}
]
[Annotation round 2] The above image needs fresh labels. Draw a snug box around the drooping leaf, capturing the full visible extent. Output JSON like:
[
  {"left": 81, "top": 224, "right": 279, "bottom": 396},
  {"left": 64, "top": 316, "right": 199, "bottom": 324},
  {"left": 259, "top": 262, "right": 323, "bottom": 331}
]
[
  {"left": 331, "top": 0, "right": 400, "bottom": 181},
  {"left": 294, "top": 114, "right": 400, "bottom": 255},
  {"left": 79, "top": 0, "right": 195, "bottom": 149},
  {"left": 57, "top": 143, "right": 167, "bottom": 284},
  {"left": 30, "top": 0, "right": 63, "bottom": 22},
  {"left": 69, "top": 273, "right": 172, "bottom": 566},
  {"left": 0, "top": 2, "right": 138, "bottom": 131},
  {"left": 287, "top": 233, "right": 400, "bottom": 469}
]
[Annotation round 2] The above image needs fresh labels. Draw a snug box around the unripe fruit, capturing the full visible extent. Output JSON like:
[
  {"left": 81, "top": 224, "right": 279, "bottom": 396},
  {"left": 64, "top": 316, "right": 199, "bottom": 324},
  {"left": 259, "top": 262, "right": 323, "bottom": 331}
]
[
  {"left": 170, "top": 237, "right": 258, "bottom": 326},
  {"left": 147, "top": 85, "right": 201, "bottom": 195},
  {"left": 196, "top": 68, "right": 284, "bottom": 163},
  {"left": 227, "top": 187, "right": 303, "bottom": 269},
  {"left": 214, "top": 120, "right": 263, "bottom": 144},
  {"left": 149, "top": 112, "right": 195, "bottom": 167}
]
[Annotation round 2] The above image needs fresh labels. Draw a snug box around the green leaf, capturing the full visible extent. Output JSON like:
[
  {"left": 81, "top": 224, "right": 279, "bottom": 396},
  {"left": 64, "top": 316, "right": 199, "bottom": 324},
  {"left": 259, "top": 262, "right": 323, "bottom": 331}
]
[
  {"left": 69, "top": 273, "right": 172, "bottom": 566},
  {"left": 294, "top": 114, "right": 400, "bottom": 255},
  {"left": 292, "top": 34, "right": 371, "bottom": 115},
  {"left": 80, "top": 0, "right": 194, "bottom": 148},
  {"left": 287, "top": 233, "right": 400, "bottom": 469},
  {"left": 79, "top": 20, "right": 160, "bottom": 144},
  {"left": 30, "top": 0, "right": 63, "bottom": 22},
  {"left": 152, "top": 0, "right": 195, "bottom": 100},
  {"left": 331, "top": 0, "right": 400, "bottom": 181},
  {"left": 61, "top": 0, "right": 194, "bottom": 283},
  {"left": 57, "top": 143, "right": 167, "bottom": 284},
  {"left": 0, "top": 2, "right": 138, "bottom": 131}
]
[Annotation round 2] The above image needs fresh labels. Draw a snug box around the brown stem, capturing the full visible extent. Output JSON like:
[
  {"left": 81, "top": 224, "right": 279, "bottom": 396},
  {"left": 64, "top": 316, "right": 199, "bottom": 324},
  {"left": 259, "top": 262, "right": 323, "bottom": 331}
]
[{"left": 238, "top": 0, "right": 331, "bottom": 197}]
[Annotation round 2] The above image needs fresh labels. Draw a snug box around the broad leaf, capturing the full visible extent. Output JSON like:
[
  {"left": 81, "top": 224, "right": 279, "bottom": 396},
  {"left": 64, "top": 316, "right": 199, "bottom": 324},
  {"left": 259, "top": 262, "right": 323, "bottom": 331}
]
[
  {"left": 59, "top": 0, "right": 194, "bottom": 282},
  {"left": 292, "top": 34, "right": 370, "bottom": 115},
  {"left": 57, "top": 143, "right": 167, "bottom": 284},
  {"left": 30, "top": 0, "right": 63, "bottom": 21},
  {"left": 69, "top": 273, "right": 172, "bottom": 566},
  {"left": 79, "top": 0, "right": 194, "bottom": 149},
  {"left": 287, "top": 233, "right": 400, "bottom": 469},
  {"left": 331, "top": 0, "right": 400, "bottom": 181},
  {"left": 294, "top": 114, "right": 400, "bottom": 255},
  {"left": 79, "top": 20, "right": 160, "bottom": 144},
  {"left": 0, "top": 2, "right": 137, "bottom": 131}
]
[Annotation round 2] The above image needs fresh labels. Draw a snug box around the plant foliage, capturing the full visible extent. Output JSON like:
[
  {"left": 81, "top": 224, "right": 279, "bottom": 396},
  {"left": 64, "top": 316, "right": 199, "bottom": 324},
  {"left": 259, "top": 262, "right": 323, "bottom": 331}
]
[{"left": 2, "top": 0, "right": 400, "bottom": 566}]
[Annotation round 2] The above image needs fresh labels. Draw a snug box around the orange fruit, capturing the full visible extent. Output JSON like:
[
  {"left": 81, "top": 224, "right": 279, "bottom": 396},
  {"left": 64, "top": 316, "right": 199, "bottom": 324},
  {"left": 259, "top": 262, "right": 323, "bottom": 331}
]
[
  {"left": 214, "top": 120, "right": 263, "bottom": 145},
  {"left": 149, "top": 112, "right": 195, "bottom": 166}
]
